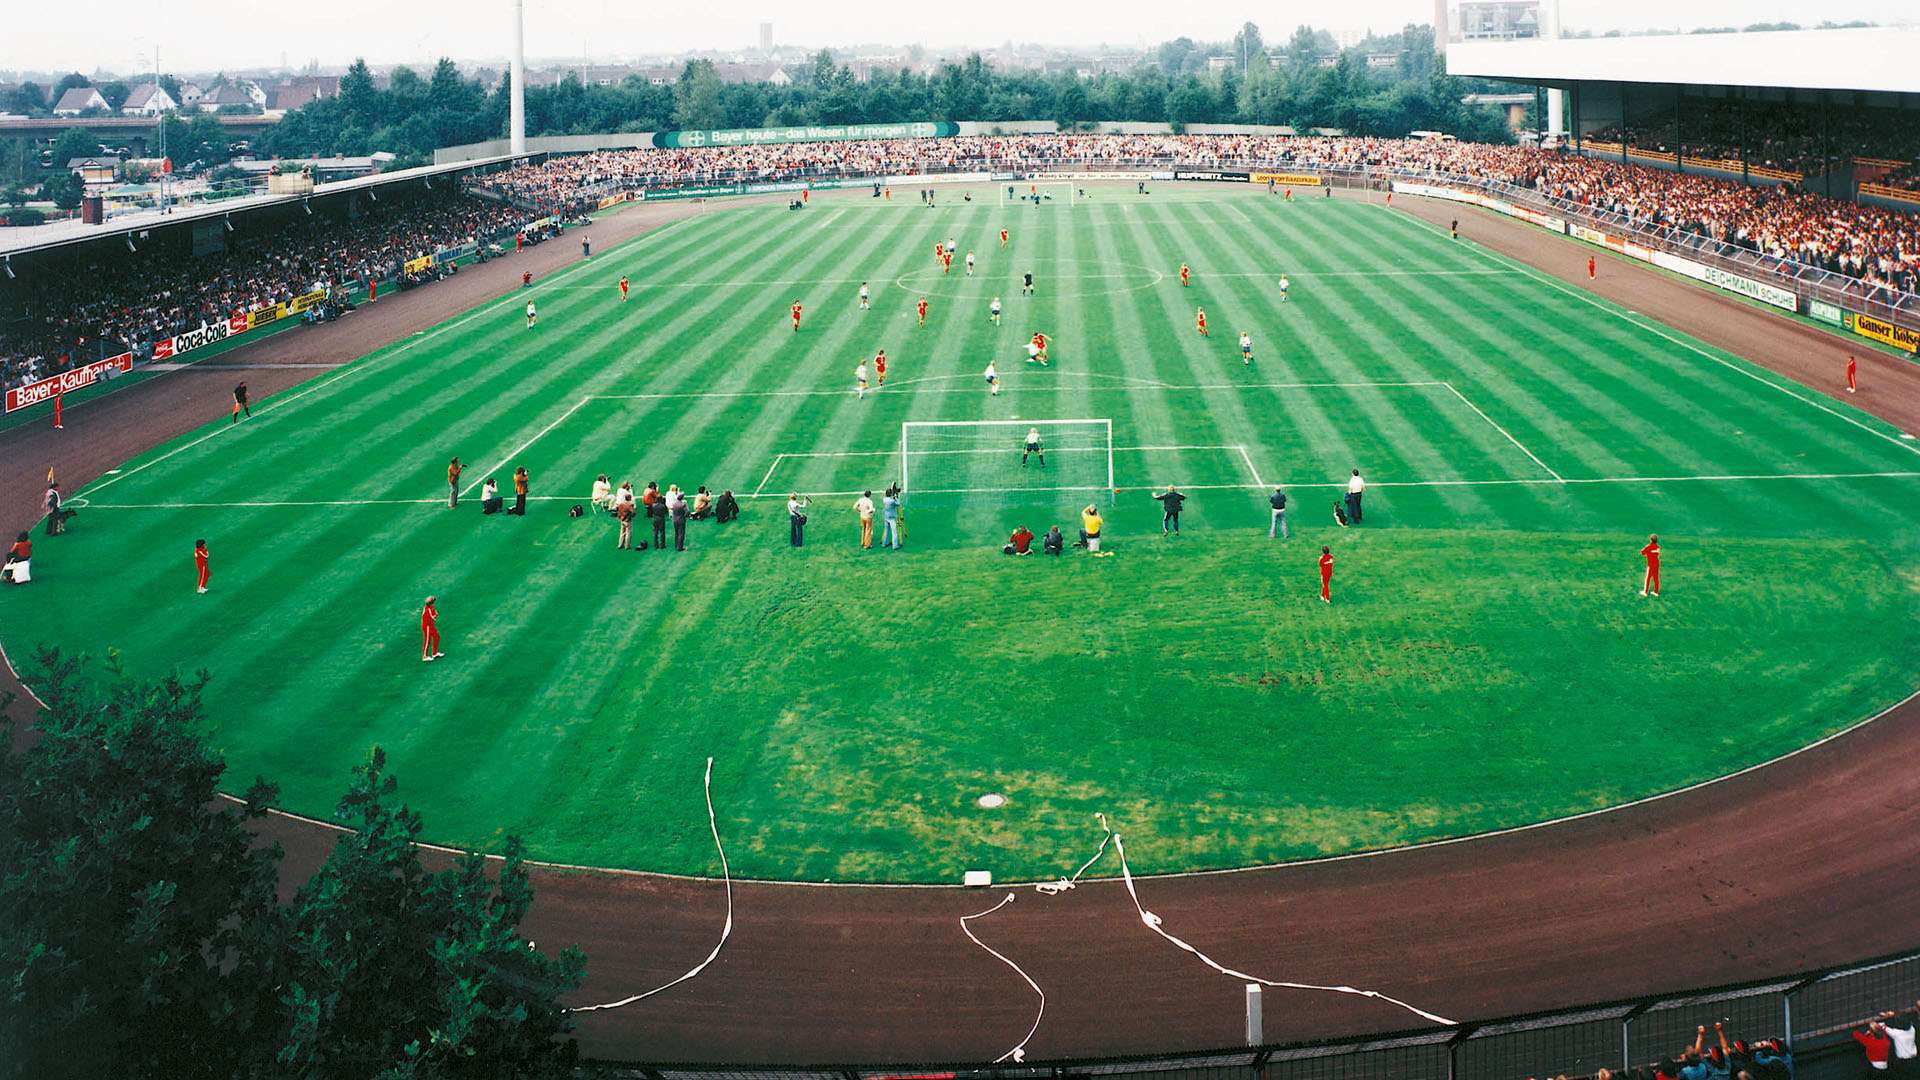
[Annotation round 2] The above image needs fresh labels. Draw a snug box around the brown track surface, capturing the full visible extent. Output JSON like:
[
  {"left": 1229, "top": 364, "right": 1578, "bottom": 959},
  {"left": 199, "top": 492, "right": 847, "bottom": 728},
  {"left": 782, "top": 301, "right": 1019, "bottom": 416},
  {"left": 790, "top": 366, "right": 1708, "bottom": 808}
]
[{"left": 7, "top": 187, "right": 1920, "bottom": 1066}]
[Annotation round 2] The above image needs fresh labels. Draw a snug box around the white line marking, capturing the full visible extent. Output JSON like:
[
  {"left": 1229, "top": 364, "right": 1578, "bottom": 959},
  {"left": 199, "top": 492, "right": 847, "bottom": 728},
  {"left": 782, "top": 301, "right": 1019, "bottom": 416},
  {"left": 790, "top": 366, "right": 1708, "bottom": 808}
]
[
  {"left": 751, "top": 454, "right": 784, "bottom": 499},
  {"left": 771, "top": 444, "right": 1245, "bottom": 459},
  {"left": 76, "top": 216, "right": 697, "bottom": 500},
  {"left": 1440, "top": 381, "right": 1564, "bottom": 482},
  {"left": 959, "top": 893, "right": 1045, "bottom": 1064},
  {"left": 1114, "top": 830, "right": 1457, "bottom": 1026},
  {"left": 1389, "top": 207, "right": 1920, "bottom": 461},
  {"left": 571, "top": 757, "right": 733, "bottom": 1012},
  {"left": 75, "top": 469, "right": 1920, "bottom": 510},
  {"left": 1235, "top": 445, "right": 1267, "bottom": 489},
  {"left": 463, "top": 396, "right": 592, "bottom": 497},
  {"left": 592, "top": 381, "right": 1442, "bottom": 402}
]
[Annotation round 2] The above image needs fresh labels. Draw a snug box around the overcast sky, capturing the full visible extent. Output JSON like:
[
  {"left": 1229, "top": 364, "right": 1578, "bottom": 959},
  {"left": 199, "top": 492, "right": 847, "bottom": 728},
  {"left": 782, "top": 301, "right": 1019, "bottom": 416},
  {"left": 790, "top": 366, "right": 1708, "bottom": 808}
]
[{"left": 5, "top": 0, "right": 1917, "bottom": 76}]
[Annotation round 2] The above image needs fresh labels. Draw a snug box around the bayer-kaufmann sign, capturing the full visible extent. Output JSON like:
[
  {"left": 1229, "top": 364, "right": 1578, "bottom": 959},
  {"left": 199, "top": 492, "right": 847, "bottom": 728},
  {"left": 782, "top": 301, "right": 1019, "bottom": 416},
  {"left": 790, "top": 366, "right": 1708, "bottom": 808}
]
[{"left": 653, "top": 122, "right": 956, "bottom": 149}]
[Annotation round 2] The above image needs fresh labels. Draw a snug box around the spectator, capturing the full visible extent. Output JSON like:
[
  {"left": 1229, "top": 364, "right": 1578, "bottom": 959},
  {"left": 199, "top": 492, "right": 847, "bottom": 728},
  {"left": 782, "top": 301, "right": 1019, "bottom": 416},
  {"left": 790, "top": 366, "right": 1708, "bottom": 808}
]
[
  {"left": 1004, "top": 525, "right": 1034, "bottom": 555},
  {"left": 591, "top": 475, "right": 613, "bottom": 512},
  {"left": 614, "top": 497, "right": 635, "bottom": 550},
  {"left": 647, "top": 489, "right": 668, "bottom": 550},
  {"left": 1077, "top": 503, "right": 1104, "bottom": 550},
  {"left": 691, "top": 486, "right": 713, "bottom": 520},
  {"left": 714, "top": 489, "right": 739, "bottom": 523},
  {"left": 3, "top": 532, "right": 30, "bottom": 584},
  {"left": 1345, "top": 469, "right": 1365, "bottom": 524},
  {"left": 787, "top": 493, "right": 808, "bottom": 547},
  {"left": 43, "top": 482, "right": 72, "bottom": 536},
  {"left": 511, "top": 466, "right": 529, "bottom": 516},
  {"left": 882, "top": 487, "right": 902, "bottom": 549},
  {"left": 1269, "top": 487, "right": 1288, "bottom": 539},
  {"left": 480, "top": 477, "right": 503, "bottom": 515},
  {"left": 447, "top": 457, "right": 463, "bottom": 509},
  {"left": 668, "top": 484, "right": 689, "bottom": 551},
  {"left": 1043, "top": 525, "right": 1065, "bottom": 556},
  {"left": 1857, "top": 1021, "right": 1893, "bottom": 1072},
  {"left": 853, "top": 490, "right": 875, "bottom": 550}
]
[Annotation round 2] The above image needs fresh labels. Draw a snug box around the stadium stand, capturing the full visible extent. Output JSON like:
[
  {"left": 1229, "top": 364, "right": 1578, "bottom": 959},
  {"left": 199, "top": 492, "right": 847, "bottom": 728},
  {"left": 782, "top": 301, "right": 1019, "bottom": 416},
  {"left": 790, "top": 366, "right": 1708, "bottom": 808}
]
[{"left": 0, "top": 187, "right": 529, "bottom": 391}]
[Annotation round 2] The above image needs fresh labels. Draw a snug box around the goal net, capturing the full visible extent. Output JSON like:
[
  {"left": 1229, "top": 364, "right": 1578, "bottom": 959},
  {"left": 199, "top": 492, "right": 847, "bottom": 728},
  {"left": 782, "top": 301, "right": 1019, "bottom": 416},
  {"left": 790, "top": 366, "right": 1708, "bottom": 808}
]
[
  {"left": 1000, "top": 180, "right": 1077, "bottom": 208},
  {"left": 901, "top": 419, "right": 1113, "bottom": 503}
]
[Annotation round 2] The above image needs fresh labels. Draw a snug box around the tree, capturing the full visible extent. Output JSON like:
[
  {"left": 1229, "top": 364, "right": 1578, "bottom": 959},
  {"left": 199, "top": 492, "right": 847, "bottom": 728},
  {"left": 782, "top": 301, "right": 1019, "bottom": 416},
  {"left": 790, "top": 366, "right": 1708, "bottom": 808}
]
[
  {"left": 157, "top": 73, "right": 182, "bottom": 102},
  {"left": 0, "top": 649, "right": 284, "bottom": 1079},
  {"left": 43, "top": 170, "right": 84, "bottom": 209},
  {"left": 265, "top": 748, "right": 584, "bottom": 1077},
  {"left": 6, "top": 81, "right": 46, "bottom": 114},
  {"left": 1231, "top": 22, "right": 1267, "bottom": 71},
  {"left": 50, "top": 73, "right": 90, "bottom": 100},
  {"left": 48, "top": 127, "right": 100, "bottom": 171},
  {"left": 671, "top": 60, "right": 726, "bottom": 131},
  {"left": 98, "top": 81, "right": 131, "bottom": 112},
  {"left": 339, "top": 58, "right": 378, "bottom": 126}
]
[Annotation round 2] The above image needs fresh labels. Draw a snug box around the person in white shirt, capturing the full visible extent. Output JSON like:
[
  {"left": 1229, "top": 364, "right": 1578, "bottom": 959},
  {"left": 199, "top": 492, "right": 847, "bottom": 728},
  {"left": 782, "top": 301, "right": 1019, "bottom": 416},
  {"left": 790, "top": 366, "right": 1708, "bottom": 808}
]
[
  {"left": 984, "top": 360, "right": 1000, "bottom": 396},
  {"left": 590, "top": 475, "right": 613, "bottom": 512},
  {"left": 990, "top": 296, "right": 1002, "bottom": 325},
  {"left": 787, "top": 494, "right": 809, "bottom": 547},
  {"left": 965, "top": 251, "right": 975, "bottom": 276},
  {"left": 1345, "top": 469, "right": 1366, "bottom": 524},
  {"left": 1239, "top": 331, "right": 1253, "bottom": 366},
  {"left": 852, "top": 490, "right": 876, "bottom": 549},
  {"left": 1278, "top": 274, "right": 1290, "bottom": 302},
  {"left": 854, "top": 360, "right": 869, "bottom": 399},
  {"left": 858, "top": 282, "right": 870, "bottom": 309},
  {"left": 525, "top": 300, "right": 537, "bottom": 329},
  {"left": 1022, "top": 427, "right": 1044, "bottom": 467}
]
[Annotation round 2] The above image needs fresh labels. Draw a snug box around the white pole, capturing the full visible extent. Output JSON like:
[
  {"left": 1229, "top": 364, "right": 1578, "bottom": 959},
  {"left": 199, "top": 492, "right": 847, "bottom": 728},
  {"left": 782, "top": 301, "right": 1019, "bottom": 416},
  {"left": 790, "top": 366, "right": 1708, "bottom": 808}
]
[
  {"left": 1245, "top": 984, "right": 1264, "bottom": 1046},
  {"left": 509, "top": 0, "right": 527, "bottom": 155},
  {"left": 1544, "top": 0, "right": 1566, "bottom": 142}
]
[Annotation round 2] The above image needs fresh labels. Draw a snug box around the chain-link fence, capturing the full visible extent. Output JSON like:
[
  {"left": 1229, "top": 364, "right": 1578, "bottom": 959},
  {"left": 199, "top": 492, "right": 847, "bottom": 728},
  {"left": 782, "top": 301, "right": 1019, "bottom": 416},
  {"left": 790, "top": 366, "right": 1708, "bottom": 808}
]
[{"left": 584, "top": 947, "right": 1920, "bottom": 1080}]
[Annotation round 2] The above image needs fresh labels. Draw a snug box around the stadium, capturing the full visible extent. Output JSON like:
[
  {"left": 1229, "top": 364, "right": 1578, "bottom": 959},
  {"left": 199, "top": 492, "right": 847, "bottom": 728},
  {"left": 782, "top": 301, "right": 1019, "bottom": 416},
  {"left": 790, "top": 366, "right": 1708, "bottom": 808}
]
[{"left": 3, "top": 7, "right": 1920, "bottom": 1080}]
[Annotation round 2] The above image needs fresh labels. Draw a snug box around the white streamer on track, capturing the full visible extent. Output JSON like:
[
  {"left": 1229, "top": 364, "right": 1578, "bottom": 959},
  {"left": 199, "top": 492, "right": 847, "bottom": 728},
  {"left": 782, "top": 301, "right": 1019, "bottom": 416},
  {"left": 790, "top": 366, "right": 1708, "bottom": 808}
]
[
  {"left": 959, "top": 893, "right": 1045, "bottom": 1063},
  {"left": 571, "top": 757, "right": 733, "bottom": 1012},
  {"left": 1035, "top": 812, "right": 1112, "bottom": 895},
  {"left": 1112, "top": 831, "right": 1456, "bottom": 1026}
]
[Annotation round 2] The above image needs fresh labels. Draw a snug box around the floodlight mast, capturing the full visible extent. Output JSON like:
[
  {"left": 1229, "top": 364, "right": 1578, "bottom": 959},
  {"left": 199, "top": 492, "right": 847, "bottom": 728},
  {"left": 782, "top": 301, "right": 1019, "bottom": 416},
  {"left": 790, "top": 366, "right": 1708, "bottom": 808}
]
[{"left": 510, "top": 0, "right": 527, "bottom": 155}]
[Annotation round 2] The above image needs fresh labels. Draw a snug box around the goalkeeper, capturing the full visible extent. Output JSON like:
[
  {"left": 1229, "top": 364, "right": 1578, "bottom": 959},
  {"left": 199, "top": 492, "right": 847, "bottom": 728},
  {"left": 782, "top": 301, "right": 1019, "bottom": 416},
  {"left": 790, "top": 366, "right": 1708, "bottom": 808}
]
[{"left": 1021, "top": 426, "right": 1046, "bottom": 468}]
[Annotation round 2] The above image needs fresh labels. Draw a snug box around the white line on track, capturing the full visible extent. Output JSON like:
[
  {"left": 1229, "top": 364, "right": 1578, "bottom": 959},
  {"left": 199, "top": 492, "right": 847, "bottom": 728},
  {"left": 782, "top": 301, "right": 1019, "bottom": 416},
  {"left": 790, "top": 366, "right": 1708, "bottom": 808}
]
[
  {"left": 959, "top": 893, "right": 1045, "bottom": 1064},
  {"left": 1440, "top": 380, "right": 1564, "bottom": 482},
  {"left": 571, "top": 757, "right": 734, "bottom": 1012},
  {"left": 1235, "top": 445, "right": 1267, "bottom": 489}
]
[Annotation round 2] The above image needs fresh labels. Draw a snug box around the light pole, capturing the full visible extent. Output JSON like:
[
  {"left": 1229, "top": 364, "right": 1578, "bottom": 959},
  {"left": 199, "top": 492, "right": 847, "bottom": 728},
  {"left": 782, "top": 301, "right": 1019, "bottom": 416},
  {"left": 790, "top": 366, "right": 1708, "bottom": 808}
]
[{"left": 510, "top": 0, "right": 527, "bottom": 155}]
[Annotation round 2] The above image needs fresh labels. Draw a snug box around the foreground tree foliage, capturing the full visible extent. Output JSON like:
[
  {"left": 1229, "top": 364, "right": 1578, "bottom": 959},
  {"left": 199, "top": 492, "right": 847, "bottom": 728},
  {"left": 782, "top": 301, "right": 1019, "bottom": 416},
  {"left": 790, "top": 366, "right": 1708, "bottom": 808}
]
[{"left": 0, "top": 650, "right": 585, "bottom": 1080}]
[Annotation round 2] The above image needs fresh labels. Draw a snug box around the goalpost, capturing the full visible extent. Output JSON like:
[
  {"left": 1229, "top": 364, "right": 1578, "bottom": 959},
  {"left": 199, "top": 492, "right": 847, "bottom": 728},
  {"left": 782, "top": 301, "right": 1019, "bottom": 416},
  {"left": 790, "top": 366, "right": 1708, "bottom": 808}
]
[
  {"left": 900, "top": 419, "right": 1113, "bottom": 501},
  {"left": 999, "top": 180, "right": 1078, "bottom": 208}
]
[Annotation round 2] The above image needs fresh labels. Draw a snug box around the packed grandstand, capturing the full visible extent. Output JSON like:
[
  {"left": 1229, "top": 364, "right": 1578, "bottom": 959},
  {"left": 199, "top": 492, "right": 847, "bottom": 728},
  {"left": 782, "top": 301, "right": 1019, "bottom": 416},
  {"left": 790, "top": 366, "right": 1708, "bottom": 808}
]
[{"left": 7, "top": 133, "right": 1919, "bottom": 396}]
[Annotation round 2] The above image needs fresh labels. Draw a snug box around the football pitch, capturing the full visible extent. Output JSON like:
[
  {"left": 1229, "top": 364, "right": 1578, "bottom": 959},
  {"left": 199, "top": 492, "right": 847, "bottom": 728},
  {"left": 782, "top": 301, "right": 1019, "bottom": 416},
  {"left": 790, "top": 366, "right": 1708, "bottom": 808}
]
[{"left": 7, "top": 186, "right": 1919, "bottom": 883}]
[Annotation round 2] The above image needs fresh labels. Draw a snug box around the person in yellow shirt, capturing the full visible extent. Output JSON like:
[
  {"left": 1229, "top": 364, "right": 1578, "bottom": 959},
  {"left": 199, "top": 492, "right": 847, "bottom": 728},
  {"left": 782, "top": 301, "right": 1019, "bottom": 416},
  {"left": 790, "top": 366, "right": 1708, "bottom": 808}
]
[{"left": 1076, "top": 504, "right": 1103, "bottom": 549}]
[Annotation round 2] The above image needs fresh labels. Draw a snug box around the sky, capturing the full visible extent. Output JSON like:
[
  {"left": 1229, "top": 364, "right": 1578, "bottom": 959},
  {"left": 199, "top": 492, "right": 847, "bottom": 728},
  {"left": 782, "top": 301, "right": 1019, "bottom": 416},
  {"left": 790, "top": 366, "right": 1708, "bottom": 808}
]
[{"left": 4, "top": 0, "right": 1917, "bottom": 76}]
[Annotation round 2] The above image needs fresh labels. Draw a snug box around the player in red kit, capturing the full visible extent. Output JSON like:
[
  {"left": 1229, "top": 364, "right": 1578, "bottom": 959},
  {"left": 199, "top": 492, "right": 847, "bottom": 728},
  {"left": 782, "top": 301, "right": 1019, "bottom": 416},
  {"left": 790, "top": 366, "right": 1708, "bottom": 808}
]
[
  {"left": 933, "top": 240, "right": 944, "bottom": 263},
  {"left": 194, "top": 539, "right": 210, "bottom": 594},
  {"left": 917, "top": 297, "right": 929, "bottom": 326},
  {"left": 421, "top": 596, "right": 443, "bottom": 661},
  {"left": 1639, "top": 535, "right": 1660, "bottom": 597},
  {"left": 874, "top": 350, "right": 888, "bottom": 386},
  {"left": 790, "top": 301, "right": 803, "bottom": 332},
  {"left": 1588, "top": 255, "right": 1596, "bottom": 281},
  {"left": 942, "top": 251, "right": 952, "bottom": 274},
  {"left": 1319, "top": 546, "right": 1334, "bottom": 603},
  {"left": 1179, "top": 263, "right": 1190, "bottom": 286},
  {"left": 1000, "top": 228, "right": 1009, "bottom": 249},
  {"left": 619, "top": 276, "right": 629, "bottom": 302},
  {"left": 1195, "top": 308, "right": 1209, "bottom": 336},
  {"left": 52, "top": 390, "right": 62, "bottom": 430},
  {"left": 1847, "top": 354, "right": 1857, "bottom": 393}
]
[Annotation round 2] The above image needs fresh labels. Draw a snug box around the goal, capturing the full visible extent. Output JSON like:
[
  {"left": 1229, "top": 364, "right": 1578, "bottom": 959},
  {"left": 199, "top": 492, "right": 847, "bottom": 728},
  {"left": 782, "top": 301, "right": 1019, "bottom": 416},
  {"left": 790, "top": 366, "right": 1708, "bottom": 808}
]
[
  {"left": 1000, "top": 180, "right": 1077, "bottom": 208},
  {"left": 900, "top": 419, "right": 1113, "bottom": 502}
]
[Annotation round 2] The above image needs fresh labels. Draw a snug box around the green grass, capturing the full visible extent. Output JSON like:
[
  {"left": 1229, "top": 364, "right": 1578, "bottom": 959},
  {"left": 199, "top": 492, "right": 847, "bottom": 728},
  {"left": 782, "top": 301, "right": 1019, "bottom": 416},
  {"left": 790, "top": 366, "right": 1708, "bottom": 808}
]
[{"left": 7, "top": 187, "right": 1919, "bottom": 882}]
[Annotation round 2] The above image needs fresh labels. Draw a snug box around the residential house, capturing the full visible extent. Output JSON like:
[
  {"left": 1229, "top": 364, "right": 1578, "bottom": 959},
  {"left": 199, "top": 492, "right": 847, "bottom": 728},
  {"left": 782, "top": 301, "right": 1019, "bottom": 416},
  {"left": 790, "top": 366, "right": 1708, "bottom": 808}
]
[
  {"left": 267, "top": 75, "right": 341, "bottom": 112},
  {"left": 199, "top": 82, "right": 262, "bottom": 112},
  {"left": 66, "top": 156, "right": 121, "bottom": 189},
  {"left": 120, "top": 84, "right": 178, "bottom": 115},
  {"left": 52, "top": 86, "right": 109, "bottom": 115},
  {"left": 176, "top": 82, "right": 205, "bottom": 107}
]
